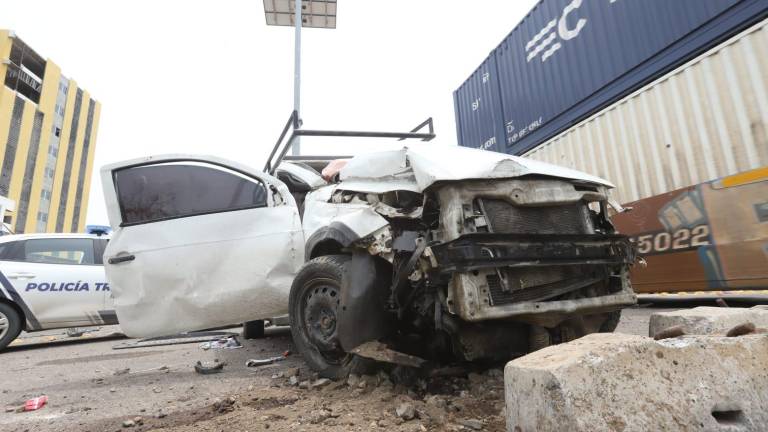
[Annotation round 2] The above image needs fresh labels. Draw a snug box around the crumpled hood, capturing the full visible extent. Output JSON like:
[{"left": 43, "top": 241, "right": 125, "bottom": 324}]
[{"left": 338, "top": 144, "right": 613, "bottom": 193}]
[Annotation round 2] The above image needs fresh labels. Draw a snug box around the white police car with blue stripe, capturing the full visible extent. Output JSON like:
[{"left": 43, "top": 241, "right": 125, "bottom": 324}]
[{"left": 0, "top": 233, "right": 114, "bottom": 350}]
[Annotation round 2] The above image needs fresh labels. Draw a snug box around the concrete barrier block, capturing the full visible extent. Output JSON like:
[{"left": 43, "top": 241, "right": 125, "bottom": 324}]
[
  {"left": 504, "top": 333, "right": 768, "bottom": 432},
  {"left": 649, "top": 306, "right": 768, "bottom": 337}
]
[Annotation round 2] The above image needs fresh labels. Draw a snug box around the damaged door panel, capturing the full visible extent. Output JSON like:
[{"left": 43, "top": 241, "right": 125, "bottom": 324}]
[{"left": 100, "top": 155, "right": 304, "bottom": 338}]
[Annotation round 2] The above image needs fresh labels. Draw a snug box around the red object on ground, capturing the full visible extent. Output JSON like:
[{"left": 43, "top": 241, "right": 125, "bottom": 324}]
[{"left": 24, "top": 396, "right": 48, "bottom": 411}]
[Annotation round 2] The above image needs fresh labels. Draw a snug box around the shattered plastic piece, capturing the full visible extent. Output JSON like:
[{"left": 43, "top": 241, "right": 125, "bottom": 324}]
[
  {"left": 245, "top": 351, "right": 289, "bottom": 367},
  {"left": 199, "top": 336, "right": 243, "bottom": 350},
  {"left": 24, "top": 396, "right": 48, "bottom": 411},
  {"left": 194, "top": 361, "right": 226, "bottom": 374}
]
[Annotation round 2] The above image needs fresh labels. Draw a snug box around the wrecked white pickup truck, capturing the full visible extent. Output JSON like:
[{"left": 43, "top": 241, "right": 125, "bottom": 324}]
[
  {"left": 101, "top": 112, "right": 636, "bottom": 378},
  {"left": 101, "top": 140, "right": 637, "bottom": 378}
]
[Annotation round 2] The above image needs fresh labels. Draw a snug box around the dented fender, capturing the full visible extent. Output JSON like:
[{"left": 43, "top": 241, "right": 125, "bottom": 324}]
[{"left": 338, "top": 251, "right": 393, "bottom": 351}]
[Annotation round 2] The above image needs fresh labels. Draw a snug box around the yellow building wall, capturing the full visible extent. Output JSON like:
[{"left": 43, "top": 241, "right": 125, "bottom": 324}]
[
  {"left": 1, "top": 31, "right": 101, "bottom": 233},
  {"left": 76, "top": 101, "right": 101, "bottom": 232},
  {"left": 22, "top": 60, "right": 61, "bottom": 232},
  {"left": 62, "top": 91, "right": 90, "bottom": 232},
  {"left": 0, "top": 87, "right": 16, "bottom": 173},
  {"left": 6, "top": 101, "right": 36, "bottom": 228},
  {"left": 46, "top": 79, "right": 78, "bottom": 232},
  {"left": 0, "top": 31, "right": 15, "bottom": 191},
  {"left": 0, "top": 31, "right": 10, "bottom": 90}
]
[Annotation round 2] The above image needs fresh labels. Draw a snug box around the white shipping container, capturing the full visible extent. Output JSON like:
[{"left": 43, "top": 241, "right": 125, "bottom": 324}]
[{"left": 524, "top": 19, "right": 768, "bottom": 205}]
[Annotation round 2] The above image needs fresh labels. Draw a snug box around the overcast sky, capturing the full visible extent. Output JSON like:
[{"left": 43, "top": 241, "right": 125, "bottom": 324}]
[{"left": 1, "top": 0, "right": 537, "bottom": 226}]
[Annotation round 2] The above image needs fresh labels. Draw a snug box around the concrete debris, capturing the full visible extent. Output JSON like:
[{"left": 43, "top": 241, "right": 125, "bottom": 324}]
[
  {"left": 504, "top": 332, "right": 768, "bottom": 432},
  {"left": 459, "top": 418, "right": 483, "bottom": 430},
  {"left": 289, "top": 376, "right": 300, "bottom": 386},
  {"left": 346, "top": 373, "right": 360, "bottom": 387},
  {"left": 298, "top": 380, "right": 310, "bottom": 389},
  {"left": 122, "top": 419, "right": 135, "bottom": 428},
  {"left": 284, "top": 367, "right": 300, "bottom": 378},
  {"left": 649, "top": 306, "right": 768, "bottom": 337},
  {"left": 653, "top": 324, "right": 685, "bottom": 340},
  {"left": 113, "top": 368, "right": 131, "bottom": 376},
  {"left": 311, "top": 378, "right": 332, "bottom": 389},
  {"left": 396, "top": 402, "right": 416, "bottom": 421},
  {"left": 212, "top": 397, "right": 236, "bottom": 413},
  {"left": 307, "top": 408, "right": 337, "bottom": 424}
]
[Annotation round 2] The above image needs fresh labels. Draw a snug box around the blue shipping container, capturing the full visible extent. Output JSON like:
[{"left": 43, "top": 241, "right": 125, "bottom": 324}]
[{"left": 454, "top": 0, "right": 768, "bottom": 155}]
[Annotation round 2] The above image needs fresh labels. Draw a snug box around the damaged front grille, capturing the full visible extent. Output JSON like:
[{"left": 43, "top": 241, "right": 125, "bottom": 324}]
[
  {"left": 486, "top": 267, "right": 605, "bottom": 305},
  {"left": 479, "top": 199, "right": 592, "bottom": 234}
]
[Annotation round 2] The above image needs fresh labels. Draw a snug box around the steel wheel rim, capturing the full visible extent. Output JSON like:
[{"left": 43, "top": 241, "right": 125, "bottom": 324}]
[
  {"left": 301, "top": 277, "right": 348, "bottom": 365},
  {"left": 0, "top": 311, "right": 9, "bottom": 340}
]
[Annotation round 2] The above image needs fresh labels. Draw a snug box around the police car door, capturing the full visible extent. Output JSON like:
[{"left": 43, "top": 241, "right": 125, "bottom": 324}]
[
  {"left": 0, "top": 237, "right": 107, "bottom": 329},
  {"left": 101, "top": 155, "right": 304, "bottom": 338}
]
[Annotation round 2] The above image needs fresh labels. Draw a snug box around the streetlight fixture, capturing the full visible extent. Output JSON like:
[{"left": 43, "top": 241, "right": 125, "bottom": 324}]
[{"left": 263, "top": 0, "right": 337, "bottom": 155}]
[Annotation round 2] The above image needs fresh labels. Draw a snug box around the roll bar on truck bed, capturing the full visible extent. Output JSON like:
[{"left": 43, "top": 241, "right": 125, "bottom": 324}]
[{"left": 263, "top": 111, "right": 436, "bottom": 175}]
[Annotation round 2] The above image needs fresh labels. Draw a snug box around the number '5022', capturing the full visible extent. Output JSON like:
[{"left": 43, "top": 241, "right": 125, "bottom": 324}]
[{"left": 632, "top": 225, "right": 711, "bottom": 255}]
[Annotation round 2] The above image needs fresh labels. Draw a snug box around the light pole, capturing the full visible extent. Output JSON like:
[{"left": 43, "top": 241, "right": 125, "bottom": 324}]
[{"left": 263, "top": 0, "right": 337, "bottom": 156}]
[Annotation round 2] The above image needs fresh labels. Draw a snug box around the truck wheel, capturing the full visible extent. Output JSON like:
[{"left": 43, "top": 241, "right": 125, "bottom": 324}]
[
  {"left": 289, "top": 255, "right": 364, "bottom": 379},
  {"left": 599, "top": 310, "right": 622, "bottom": 333},
  {"left": 0, "top": 303, "right": 22, "bottom": 351},
  {"left": 242, "top": 320, "right": 265, "bottom": 339}
]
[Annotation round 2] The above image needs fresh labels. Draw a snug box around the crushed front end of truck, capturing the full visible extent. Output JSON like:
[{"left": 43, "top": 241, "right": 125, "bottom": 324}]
[{"left": 289, "top": 145, "right": 638, "bottom": 376}]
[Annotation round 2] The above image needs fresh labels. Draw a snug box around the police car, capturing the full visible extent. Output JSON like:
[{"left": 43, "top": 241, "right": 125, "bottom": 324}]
[{"left": 0, "top": 233, "right": 114, "bottom": 350}]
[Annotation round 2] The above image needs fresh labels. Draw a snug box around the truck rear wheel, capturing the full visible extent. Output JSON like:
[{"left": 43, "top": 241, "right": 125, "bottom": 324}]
[
  {"left": 289, "top": 255, "right": 366, "bottom": 379},
  {"left": 0, "top": 303, "right": 22, "bottom": 351}
]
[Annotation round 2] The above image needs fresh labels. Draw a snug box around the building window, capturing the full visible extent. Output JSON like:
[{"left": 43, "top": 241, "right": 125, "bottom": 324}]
[{"left": 54, "top": 127, "right": 61, "bottom": 137}]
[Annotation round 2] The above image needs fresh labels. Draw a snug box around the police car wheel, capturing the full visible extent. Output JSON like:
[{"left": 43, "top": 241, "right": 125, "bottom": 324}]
[
  {"left": 0, "top": 303, "right": 22, "bottom": 351},
  {"left": 289, "top": 255, "right": 370, "bottom": 380}
]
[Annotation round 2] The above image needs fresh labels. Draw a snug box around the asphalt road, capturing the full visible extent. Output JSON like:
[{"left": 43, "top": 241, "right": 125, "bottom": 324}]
[{"left": 0, "top": 303, "right": 733, "bottom": 432}]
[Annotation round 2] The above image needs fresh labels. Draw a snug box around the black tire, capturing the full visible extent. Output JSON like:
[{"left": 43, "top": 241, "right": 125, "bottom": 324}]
[
  {"left": 242, "top": 320, "right": 265, "bottom": 339},
  {"left": 289, "top": 255, "right": 366, "bottom": 379},
  {"left": 599, "top": 310, "right": 622, "bottom": 333},
  {"left": 0, "top": 303, "right": 22, "bottom": 351}
]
